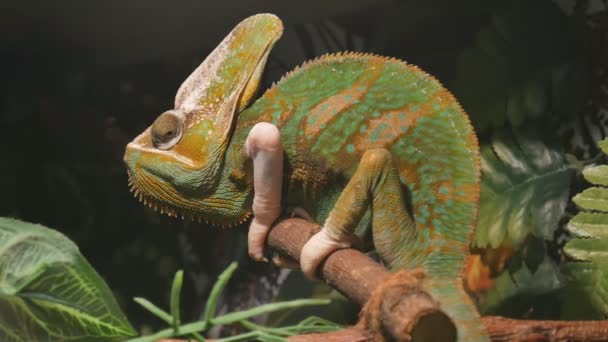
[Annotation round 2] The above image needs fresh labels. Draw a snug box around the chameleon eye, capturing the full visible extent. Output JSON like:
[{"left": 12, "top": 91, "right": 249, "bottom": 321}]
[{"left": 151, "top": 111, "right": 183, "bottom": 150}]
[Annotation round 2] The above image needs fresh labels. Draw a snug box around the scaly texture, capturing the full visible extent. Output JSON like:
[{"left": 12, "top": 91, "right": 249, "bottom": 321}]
[
  {"left": 124, "top": 14, "right": 485, "bottom": 341},
  {"left": 229, "top": 53, "right": 480, "bottom": 278},
  {"left": 225, "top": 53, "right": 484, "bottom": 340}
]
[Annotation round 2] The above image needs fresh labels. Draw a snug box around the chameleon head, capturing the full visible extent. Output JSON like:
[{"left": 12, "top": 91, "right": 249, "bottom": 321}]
[{"left": 124, "top": 13, "right": 283, "bottom": 222}]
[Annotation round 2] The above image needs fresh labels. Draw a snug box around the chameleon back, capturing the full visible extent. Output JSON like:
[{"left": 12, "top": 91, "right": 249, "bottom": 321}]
[
  {"left": 232, "top": 52, "right": 480, "bottom": 280},
  {"left": 231, "top": 52, "right": 486, "bottom": 340}
]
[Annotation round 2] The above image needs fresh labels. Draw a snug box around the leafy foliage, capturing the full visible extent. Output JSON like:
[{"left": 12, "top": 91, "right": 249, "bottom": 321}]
[
  {"left": 562, "top": 139, "right": 608, "bottom": 319},
  {"left": 2, "top": 0, "right": 608, "bottom": 330},
  {"left": 128, "top": 263, "right": 338, "bottom": 341},
  {"left": 474, "top": 129, "right": 573, "bottom": 249},
  {"left": 0, "top": 217, "right": 136, "bottom": 341},
  {"left": 476, "top": 237, "right": 563, "bottom": 315},
  {"left": 452, "top": 0, "right": 587, "bottom": 132}
]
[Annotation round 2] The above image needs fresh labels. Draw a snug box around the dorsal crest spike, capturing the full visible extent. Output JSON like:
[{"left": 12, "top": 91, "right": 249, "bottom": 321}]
[{"left": 263, "top": 51, "right": 421, "bottom": 98}]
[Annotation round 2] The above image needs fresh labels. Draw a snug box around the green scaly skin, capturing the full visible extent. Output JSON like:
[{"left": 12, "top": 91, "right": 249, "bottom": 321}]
[{"left": 124, "top": 14, "right": 486, "bottom": 341}]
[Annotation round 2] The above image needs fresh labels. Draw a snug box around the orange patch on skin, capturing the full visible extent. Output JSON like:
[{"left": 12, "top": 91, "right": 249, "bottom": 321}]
[
  {"left": 351, "top": 88, "right": 453, "bottom": 153},
  {"left": 399, "top": 163, "right": 421, "bottom": 190},
  {"left": 171, "top": 126, "right": 213, "bottom": 168},
  {"left": 302, "top": 86, "right": 367, "bottom": 137},
  {"left": 276, "top": 106, "right": 294, "bottom": 127},
  {"left": 263, "top": 87, "right": 279, "bottom": 101},
  {"left": 433, "top": 181, "right": 454, "bottom": 201},
  {"left": 356, "top": 111, "right": 410, "bottom": 150},
  {"left": 455, "top": 182, "right": 480, "bottom": 203},
  {"left": 433, "top": 88, "right": 454, "bottom": 106}
]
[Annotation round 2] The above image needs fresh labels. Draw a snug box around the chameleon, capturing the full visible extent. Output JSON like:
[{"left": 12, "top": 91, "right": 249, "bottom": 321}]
[{"left": 124, "top": 13, "right": 487, "bottom": 341}]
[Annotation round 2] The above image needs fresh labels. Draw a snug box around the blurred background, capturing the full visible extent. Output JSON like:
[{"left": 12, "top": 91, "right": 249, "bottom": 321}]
[{"left": 1, "top": 0, "right": 607, "bottom": 333}]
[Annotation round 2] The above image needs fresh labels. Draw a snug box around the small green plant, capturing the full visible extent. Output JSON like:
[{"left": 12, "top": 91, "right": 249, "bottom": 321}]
[
  {"left": 562, "top": 139, "right": 608, "bottom": 319},
  {"left": 0, "top": 217, "right": 340, "bottom": 341},
  {"left": 128, "top": 263, "right": 340, "bottom": 342},
  {"left": 0, "top": 218, "right": 136, "bottom": 341}
]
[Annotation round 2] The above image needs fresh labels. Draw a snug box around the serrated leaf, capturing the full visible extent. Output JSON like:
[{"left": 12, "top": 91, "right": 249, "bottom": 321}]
[
  {"left": 564, "top": 238, "right": 608, "bottom": 261},
  {"left": 474, "top": 131, "right": 572, "bottom": 248},
  {"left": 0, "top": 218, "right": 136, "bottom": 341},
  {"left": 598, "top": 139, "right": 608, "bottom": 155},
  {"left": 562, "top": 259, "right": 608, "bottom": 319},
  {"left": 568, "top": 212, "right": 608, "bottom": 238},
  {"left": 563, "top": 138, "right": 608, "bottom": 319},
  {"left": 452, "top": 0, "right": 582, "bottom": 133},
  {"left": 573, "top": 187, "right": 608, "bottom": 212},
  {"left": 582, "top": 165, "right": 608, "bottom": 186}
]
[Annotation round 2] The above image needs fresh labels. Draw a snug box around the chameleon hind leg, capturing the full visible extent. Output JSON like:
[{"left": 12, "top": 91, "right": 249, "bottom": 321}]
[
  {"left": 300, "top": 148, "right": 488, "bottom": 341},
  {"left": 301, "top": 148, "right": 418, "bottom": 278}
]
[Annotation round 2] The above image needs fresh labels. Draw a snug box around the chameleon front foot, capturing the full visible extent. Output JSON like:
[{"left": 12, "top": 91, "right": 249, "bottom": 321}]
[{"left": 245, "top": 122, "right": 283, "bottom": 262}]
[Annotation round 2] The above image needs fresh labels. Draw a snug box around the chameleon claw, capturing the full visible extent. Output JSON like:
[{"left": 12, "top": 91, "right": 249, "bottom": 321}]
[
  {"left": 271, "top": 252, "right": 299, "bottom": 269},
  {"left": 285, "top": 206, "right": 314, "bottom": 221}
]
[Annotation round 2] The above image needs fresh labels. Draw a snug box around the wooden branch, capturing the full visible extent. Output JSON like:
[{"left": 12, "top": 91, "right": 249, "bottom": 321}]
[
  {"left": 481, "top": 316, "right": 608, "bottom": 341},
  {"left": 159, "top": 217, "right": 608, "bottom": 342},
  {"left": 268, "top": 218, "right": 608, "bottom": 342},
  {"left": 285, "top": 316, "right": 608, "bottom": 342},
  {"left": 288, "top": 327, "right": 373, "bottom": 342},
  {"left": 267, "top": 217, "right": 388, "bottom": 305},
  {"left": 268, "top": 218, "right": 456, "bottom": 341}
]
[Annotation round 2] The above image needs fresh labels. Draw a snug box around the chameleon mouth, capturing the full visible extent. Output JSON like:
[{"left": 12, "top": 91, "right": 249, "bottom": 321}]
[{"left": 126, "top": 169, "right": 252, "bottom": 227}]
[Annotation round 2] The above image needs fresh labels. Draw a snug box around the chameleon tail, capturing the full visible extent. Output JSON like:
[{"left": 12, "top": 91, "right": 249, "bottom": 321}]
[{"left": 424, "top": 277, "right": 489, "bottom": 341}]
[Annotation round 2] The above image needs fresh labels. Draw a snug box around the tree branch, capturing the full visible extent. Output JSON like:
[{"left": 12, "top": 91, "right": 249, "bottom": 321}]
[
  {"left": 268, "top": 218, "right": 608, "bottom": 342},
  {"left": 159, "top": 217, "right": 608, "bottom": 342},
  {"left": 268, "top": 218, "right": 456, "bottom": 341}
]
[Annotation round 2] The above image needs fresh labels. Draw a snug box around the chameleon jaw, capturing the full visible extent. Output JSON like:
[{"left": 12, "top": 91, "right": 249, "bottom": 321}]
[{"left": 126, "top": 169, "right": 252, "bottom": 227}]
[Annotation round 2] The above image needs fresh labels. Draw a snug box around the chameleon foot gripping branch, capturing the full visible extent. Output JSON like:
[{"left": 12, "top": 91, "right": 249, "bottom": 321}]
[{"left": 124, "top": 13, "right": 487, "bottom": 341}]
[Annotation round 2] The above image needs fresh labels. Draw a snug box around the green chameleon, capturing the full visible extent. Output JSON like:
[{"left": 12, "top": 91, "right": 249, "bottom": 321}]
[{"left": 124, "top": 14, "right": 486, "bottom": 341}]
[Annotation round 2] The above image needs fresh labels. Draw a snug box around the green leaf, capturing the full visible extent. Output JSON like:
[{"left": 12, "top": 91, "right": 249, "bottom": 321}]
[
  {"left": 573, "top": 187, "right": 608, "bottom": 212},
  {"left": 567, "top": 212, "right": 608, "bottom": 239},
  {"left": 562, "top": 260, "right": 608, "bottom": 319},
  {"left": 133, "top": 297, "right": 173, "bottom": 324},
  {"left": 0, "top": 217, "right": 136, "bottom": 341},
  {"left": 563, "top": 138, "right": 608, "bottom": 319},
  {"left": 452, "top": 0, "right": 583, "bottom": 132},
  {"left": 170, "top": 270, "right": 183, "bottom": 331},
  {"left": 564, "top": 238, "right": 608, "bottom": 261},
  {"left": 204, "top": 262, "right": 238, "bottom": 323},
  {"left": 599, "top": 139, "right": 608, "bottom": 155},
  {"left": 582, "top": 165, "right": 608, "bottom": 186},
  {"left": 474, "top": 131, "right": 573, "bottom": 248},
  {"left": 127, "top": 298, "right": 330, "bottom": 342}
]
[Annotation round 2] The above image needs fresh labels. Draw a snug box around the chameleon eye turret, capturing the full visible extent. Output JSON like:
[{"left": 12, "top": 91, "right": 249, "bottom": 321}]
[{"left": 151, "top": 111, "right": 183, "bottom": 150}]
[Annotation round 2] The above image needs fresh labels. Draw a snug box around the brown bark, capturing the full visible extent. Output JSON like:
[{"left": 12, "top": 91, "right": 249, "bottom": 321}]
[
  {"left": 159, "top": 218, "right": 608, "bottom": 342},
  {"left": 283, "top": 317, "right": 608, "bottom": 342},
  {"left": 481, "top": 316, "right": 608, "bottom": 341},
  {"left": 268, "top": 218, "right": 608, "bottom": 342},
  {"left": 267, "top": 217, "right": 388, "bottom": 305},
  {"left": 269, "top": 218, "right": 456, "bottom": 341},
  {"left": 288, "top": 327, "right": 373, "bottom": 342}
]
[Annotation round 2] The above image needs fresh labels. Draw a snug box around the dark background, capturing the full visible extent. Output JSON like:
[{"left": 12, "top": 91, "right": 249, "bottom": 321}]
[{"left": 1, "top": 0, "right": 605, "bottom": 333}]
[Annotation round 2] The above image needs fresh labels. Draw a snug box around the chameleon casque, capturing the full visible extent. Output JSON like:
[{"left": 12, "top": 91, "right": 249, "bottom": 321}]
[{"left": 124, "top": 14, "right": 486, "bottom": 341}]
